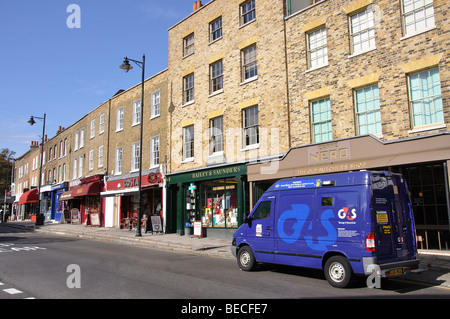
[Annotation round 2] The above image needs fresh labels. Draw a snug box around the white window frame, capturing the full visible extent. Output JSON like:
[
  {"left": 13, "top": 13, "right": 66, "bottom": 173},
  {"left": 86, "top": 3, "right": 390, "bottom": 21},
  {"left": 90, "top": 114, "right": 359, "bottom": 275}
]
[
  {"left": 401, "top": 0, "right": 435, "bottom": 37},
  {"left": 117, "top": 108, "right": 124, "bottom": 132},
  {"left": 74, "top": 131, "right": 79, "bottom": 151},
  {"left": 150, "top": 136, "right": 160, "bottom": 168},
  {"left": 183, "top": 73, "right": 195, "bottom": 105},
  {"left": 59, "top": 140, "right": 64, "bottom": 158},
  {"left": 243, "top": 106, "right": 259, "bottom": 147},
  {"left": 115, "top": 147, "right": 123, "bottom": 175},
  {"left": 89, "top": 149, "right": 94, "bottom": 171},
  {"left": 182, "top": 125, "right": 194, "bottom": 161},
  {"left": 131, "top": 141, "right": 140, "bottom": 172},
  {"left": 90, "top": 119, "right": 95, "bottom": 139},
  {"left": 80, "top": 128, "right": 85, "bottom": 148},
  {"left": 349, "top": 6, "right": 376, "bottom": 55},
  {"left": 408, "top": 67, "right": 444, "bottom": 128},
  {"left": 311, "top": 97, "right": 332, "bottom": 143},
  {"left": 99, "top": 113, "right": 105, "bottom": 134},
  {"left": 73, "top": 158, "right": 78, "bottom": 179},
  {"left": 241, "top": 44, "right": 257, "bottom": 82},
  {"left": 210, "top": 60, "right": 224, "bottom": 94},
  {"left": 307, "top": 27, "right": 328, "bottom": 70},
  {"left": 183, "top": 33, "right": 195, "bottom": 57},
  {"left": 78, "top": 155, "right": 83, "bottom": 178},
  {"left": 210, "top": 116, "right": 224, "bottom": 155},
  {"left": 98, "top": 145, "right": 104, "bottom": 168},
  {"left": 132, "top": 99, "right": 141, "bottom": 126},
  {"left": 354, "top": 84, "right": 382, "bottom": 135},
  {"left": 151, "top": 89, "right": 161, "bottom": 119},
  {"left": 210, "top": 16, "right": 223, "bottom": 43},
  {"left": 240, "top": 0, "right": 256, "bottom": 26}
]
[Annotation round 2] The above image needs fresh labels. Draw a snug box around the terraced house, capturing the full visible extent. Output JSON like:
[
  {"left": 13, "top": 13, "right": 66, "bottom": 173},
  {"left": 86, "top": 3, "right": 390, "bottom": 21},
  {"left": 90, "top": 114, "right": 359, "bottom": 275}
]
[{"left": 12, "top": 0, "right": 450, "bottom": 250}]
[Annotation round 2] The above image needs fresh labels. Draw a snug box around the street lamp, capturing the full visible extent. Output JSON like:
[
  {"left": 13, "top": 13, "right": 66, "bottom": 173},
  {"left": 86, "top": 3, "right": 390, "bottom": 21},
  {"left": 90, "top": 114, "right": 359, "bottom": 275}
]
[
  {"left": 120, "top": 55, "right": 145, "bottom": 237},
  {"left": 28, "top": 114, "right": 46, "bottom": 226}
]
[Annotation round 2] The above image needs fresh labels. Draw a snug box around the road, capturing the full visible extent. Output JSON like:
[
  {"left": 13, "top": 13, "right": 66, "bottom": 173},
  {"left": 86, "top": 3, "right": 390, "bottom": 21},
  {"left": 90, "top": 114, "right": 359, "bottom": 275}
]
[{"left": 1, "top": 224, "right": 449, "bottom": 304}]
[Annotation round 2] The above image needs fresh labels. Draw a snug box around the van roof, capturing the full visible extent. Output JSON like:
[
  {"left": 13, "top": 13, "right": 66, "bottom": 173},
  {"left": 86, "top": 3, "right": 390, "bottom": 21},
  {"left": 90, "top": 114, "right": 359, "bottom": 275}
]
[{"left": 267, "top": 170, "right": 375, "bottom": 192}]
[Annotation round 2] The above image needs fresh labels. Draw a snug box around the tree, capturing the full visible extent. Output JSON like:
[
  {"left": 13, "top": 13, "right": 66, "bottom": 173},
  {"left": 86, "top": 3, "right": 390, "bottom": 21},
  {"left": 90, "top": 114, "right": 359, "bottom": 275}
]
[{"left": 0, "top": 148, "right": 16, "bottom": 196}]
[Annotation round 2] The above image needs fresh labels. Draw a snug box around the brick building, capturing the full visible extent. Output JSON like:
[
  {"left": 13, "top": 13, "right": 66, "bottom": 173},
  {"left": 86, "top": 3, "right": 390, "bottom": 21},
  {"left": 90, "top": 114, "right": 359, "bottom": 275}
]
[
  {"left": 102, "top": 69, "right": 169, "bottom": 230},
  {"left": 165, "top": 0, "right": 291, "bottom": 238}
]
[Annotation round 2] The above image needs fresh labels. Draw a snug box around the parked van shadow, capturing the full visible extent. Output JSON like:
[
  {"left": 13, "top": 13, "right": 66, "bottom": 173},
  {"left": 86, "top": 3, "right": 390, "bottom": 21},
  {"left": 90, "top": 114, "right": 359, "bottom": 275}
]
[{"left": 252, "top": 262, "right": 447, "bottom": 294}]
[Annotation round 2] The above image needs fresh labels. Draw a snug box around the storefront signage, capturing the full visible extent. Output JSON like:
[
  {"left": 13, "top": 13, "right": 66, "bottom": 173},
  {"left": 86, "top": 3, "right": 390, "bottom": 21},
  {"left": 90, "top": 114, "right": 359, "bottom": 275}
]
[
  {"left": 167, "top": 164, "right": 247, "bottom": 184},
  {"left": 296, "top": 161, "right": 367, "bottom": 176},
  {"left": 308, "top": 141, "right": 351, "bottom": 164},
  {"left": 107, "top": 173, "right": 162, "bottom": 191},
  {"left": 123, "top": 178, "right": 139, "bottom": 188}
]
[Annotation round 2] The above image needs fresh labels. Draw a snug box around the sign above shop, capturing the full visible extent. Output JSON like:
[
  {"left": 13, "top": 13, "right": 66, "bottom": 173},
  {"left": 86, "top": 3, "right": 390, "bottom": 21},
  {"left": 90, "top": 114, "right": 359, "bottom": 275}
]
[
  {"left": 166, "top": 164, "right": 247, "bottom": 184},
  {"left": 107, "top": 173, "right": 163, "bottom": 191}
]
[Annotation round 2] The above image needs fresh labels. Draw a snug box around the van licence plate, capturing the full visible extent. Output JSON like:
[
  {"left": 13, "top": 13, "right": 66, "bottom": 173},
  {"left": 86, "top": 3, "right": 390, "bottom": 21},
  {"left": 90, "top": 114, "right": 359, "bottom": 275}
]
[{"left": 390, "top": 268, "right": 403, "bottom": 276}]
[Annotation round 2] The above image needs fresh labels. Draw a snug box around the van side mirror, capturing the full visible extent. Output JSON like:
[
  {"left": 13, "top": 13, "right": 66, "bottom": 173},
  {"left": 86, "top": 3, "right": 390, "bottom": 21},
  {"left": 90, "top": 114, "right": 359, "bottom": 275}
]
[{"left": 244, "top": 214, "right": 252, "bottom": 224}]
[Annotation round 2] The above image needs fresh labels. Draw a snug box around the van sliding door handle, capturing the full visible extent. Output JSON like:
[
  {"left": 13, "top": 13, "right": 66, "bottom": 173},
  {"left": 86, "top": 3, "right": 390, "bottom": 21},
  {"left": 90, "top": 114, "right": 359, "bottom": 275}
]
[{"left": 266, "top": 227, "right": 274, "bottom": 230}]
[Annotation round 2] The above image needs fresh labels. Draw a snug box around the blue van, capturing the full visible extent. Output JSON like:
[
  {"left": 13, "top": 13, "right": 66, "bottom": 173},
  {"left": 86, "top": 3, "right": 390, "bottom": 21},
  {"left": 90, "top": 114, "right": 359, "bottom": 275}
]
[{"left": 232, "top": 171, "right": 429, "bottom": 288}]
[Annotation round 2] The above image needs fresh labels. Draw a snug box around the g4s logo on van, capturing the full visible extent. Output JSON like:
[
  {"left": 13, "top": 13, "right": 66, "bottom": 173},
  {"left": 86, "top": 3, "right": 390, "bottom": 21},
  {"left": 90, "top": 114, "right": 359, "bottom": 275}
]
[
  {"left": 277, "top": 204, "right": 337, "bottom": 250},
  {"left": 338, "top": 207, "right": 357, "bottom": 221}
]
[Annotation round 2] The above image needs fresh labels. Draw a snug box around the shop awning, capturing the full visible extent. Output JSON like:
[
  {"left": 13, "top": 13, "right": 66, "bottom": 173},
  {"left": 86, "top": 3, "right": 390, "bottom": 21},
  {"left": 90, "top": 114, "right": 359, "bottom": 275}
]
[
  {"left": 71, "top": 181, "right": 100, "bottom": 198},
  {"left": 18, "top": 188, "right": 39, "bottom": 205},
  {"left": 59, "top": 190, "right": 74, "bottom": 201}
]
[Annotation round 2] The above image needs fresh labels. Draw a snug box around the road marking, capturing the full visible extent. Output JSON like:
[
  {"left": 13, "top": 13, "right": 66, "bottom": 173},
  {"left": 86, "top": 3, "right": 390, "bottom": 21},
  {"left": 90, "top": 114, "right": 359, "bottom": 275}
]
[{"left": 3, "top": 288, "right": 23, "bottom": 295}]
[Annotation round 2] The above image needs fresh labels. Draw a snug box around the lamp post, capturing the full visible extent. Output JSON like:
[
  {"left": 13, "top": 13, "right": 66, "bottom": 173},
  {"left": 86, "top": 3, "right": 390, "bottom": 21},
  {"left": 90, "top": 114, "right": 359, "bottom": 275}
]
[
  {"left": 28, "top": 113, "right": 46, "bottom": 226},
  {"left": 120, "top": 55, "right": 145, "bottom": 237}
]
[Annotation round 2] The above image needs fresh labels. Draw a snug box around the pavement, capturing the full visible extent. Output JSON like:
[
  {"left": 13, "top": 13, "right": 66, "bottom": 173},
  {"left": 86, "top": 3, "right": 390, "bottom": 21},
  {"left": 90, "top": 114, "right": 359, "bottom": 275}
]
[{"left": 1, "top": 221, "right": 450, "bottom": 291}]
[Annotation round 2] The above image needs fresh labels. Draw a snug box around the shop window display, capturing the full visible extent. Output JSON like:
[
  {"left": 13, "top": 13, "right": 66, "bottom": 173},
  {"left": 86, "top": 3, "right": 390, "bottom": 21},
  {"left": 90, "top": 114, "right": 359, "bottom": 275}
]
[{"left": 200, "top": 178, "right": 238, "bottom": 228}]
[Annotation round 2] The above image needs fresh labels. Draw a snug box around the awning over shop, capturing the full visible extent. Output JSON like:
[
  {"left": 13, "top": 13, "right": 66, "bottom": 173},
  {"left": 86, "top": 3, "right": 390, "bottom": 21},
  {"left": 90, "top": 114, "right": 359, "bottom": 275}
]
[
  {"left": 71, "top": 181, "right": 100, "bottom": 198},
  {"left": 59, "top": 190, "right": 74, "bottom": 201},
  {"left": 18, "top": 188, "right": 39, "bottom": 205}
]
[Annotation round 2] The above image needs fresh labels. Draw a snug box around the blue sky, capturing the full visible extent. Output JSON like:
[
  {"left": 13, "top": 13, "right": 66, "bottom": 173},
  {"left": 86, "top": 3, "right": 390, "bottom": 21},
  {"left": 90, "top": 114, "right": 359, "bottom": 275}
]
[{"left": 0, "top": 0, "right": 196, "bottom": 158}]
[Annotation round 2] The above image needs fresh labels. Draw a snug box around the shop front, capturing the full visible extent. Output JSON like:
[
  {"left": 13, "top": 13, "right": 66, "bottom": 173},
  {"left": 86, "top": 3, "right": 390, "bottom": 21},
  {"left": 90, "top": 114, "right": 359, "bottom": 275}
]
[
  {"left": 166, "top": 164, "right": 248, "bottom": 239},
  {"left": 248, "top": 133, "right": 450, "bottom": 251},
  {"left": 17, "top": 188, "right": 39, "bottom": 220},
  {"left": 70, "top": 174, "right": 105, "bottom": 226},
  {"left": 51, "top": 182, "right": 68, "bottom": 222},
  {"left": 101, "top": 170, "right": 164, "bottom": 231}
]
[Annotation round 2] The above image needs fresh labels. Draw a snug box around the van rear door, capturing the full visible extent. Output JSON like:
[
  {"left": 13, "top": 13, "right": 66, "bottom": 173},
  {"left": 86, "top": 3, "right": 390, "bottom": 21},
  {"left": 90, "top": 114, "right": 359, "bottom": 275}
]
[{"left": 371, "top": 172, "right": 416, "bottom": 265}]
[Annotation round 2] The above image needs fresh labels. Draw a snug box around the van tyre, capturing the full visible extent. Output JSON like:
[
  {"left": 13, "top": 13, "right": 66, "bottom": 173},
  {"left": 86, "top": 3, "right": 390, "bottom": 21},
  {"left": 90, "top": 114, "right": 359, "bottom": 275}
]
[
  {"left": 237, "top": 246, "right": 256, "bottom": 271},
  {"left": 324, "top": 256, "right": 353, "bottom": 288}
]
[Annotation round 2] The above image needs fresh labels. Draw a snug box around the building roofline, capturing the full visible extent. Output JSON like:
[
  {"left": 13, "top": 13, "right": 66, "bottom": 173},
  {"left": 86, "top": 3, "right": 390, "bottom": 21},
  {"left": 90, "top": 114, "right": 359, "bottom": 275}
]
[{"left": 168, "top": 0, "right": 214, "bottom": 31}]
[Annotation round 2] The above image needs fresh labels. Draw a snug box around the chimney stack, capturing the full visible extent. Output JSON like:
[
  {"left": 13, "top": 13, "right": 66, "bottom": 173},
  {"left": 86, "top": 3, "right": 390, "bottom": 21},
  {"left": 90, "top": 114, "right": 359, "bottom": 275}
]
[{"left": 193, "top": 1, "right": 202, "bottom": 12}]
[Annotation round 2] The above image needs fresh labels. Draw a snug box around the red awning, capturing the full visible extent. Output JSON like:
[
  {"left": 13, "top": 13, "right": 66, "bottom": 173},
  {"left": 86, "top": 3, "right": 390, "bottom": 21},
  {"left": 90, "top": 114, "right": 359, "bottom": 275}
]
[
  {"left": 71, "top": 182, "right": 100, "bottom": 198},
  {"left": 18, "top": 188, "right": 39, "bottom": 205}
]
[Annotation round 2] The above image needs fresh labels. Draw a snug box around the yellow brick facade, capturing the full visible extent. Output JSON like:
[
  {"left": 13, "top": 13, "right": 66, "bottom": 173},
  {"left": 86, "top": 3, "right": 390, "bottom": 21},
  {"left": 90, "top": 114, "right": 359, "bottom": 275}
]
[
  {"left": 167, "top": 0, "right": 291, "bottom": 174},
  {"left": 285, "top": 0, "right": 449, "bottom": 146}
]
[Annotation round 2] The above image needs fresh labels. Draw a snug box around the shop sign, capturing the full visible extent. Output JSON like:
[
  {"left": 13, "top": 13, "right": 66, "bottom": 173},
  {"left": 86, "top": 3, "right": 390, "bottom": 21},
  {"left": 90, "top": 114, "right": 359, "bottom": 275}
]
[
  {"left": 123, "top": 178, "right": 139, "bottom": 188},
  {"left": 107, "top": 173, "right": 162, "bottom": 191},
  {"left": 308, "top": 141, "right": 351, "bottom": 164},
  {"left": 167, "top": 164, "right": 247, "bottom": 184}
]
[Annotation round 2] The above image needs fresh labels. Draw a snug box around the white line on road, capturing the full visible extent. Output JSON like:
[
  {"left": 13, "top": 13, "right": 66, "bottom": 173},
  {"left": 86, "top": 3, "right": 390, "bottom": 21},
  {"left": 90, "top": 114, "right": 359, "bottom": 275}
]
[{"left": 3, "top": 288, "right": 23, "bottom": 295}]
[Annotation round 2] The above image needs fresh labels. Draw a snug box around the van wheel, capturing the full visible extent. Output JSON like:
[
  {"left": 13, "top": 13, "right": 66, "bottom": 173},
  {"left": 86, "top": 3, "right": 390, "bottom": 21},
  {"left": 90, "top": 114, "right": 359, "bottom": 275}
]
[
  {"left": 324, "top": 256, "right": 353, "bottom": 288},
  {"left": 237, "top": 246, "right": 256, "bottom": 271}
]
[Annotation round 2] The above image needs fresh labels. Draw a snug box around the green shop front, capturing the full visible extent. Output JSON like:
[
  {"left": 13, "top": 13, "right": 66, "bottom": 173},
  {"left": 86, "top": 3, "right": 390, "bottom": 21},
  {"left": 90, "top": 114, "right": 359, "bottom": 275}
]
[{"left": 166, "top": 164, "right": 248, "bottom": 239}]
